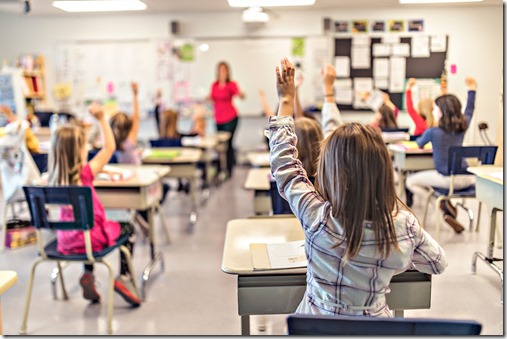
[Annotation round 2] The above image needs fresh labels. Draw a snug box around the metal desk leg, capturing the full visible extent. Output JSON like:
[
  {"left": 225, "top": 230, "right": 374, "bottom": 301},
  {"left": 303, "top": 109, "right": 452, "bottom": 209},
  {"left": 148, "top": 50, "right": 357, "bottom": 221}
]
[
  {"left": 189, "top": 175, "right": 198, "bottom": 225},
  {"left": 397, "top": 167, "right": 405, "bottom": 198},
  {"left": 156, "top": 201, "right": 171, "bottom": 244},
  {"left": 241, "top": 315, "right": 250, "bottom": 335}
]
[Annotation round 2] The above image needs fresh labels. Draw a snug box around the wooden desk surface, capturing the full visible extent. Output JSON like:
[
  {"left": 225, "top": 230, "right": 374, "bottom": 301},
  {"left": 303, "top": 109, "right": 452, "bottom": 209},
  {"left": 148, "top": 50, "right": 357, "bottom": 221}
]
[
  {"left": 0, "top": 270, "right": 18, "bottom": 295},
  {"left": 93, "top": 164, "right": 170, "bottom": 188},
  {"left": 222, "top": 217, "right": 305, "bottom": 275},
  {"left": 142, "top": 147, "right": 202, "bottom": 164},
  {"left": 467, "top": 165, "right": 504, "bottom": 186},
  {"left": 244, "top": 168, "right": 271, "bottom": 191}
]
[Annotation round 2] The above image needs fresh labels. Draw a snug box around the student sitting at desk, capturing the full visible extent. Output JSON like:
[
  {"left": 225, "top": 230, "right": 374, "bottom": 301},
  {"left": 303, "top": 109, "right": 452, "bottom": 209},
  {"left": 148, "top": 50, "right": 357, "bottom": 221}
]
[
  {"left": 361, "top": 90, "right": 399, "bottom": 130},
  {"left": 49, "top": 102, "right": 141, "bottom": 307},
  {"left": 268, "top": 58, "right": 446, "bottom": 317},
  {"left": 405, "top": 78, "right": 435, "bottom": 137},
  {"left": 406, "top": 77, "right": 477, "bottom": 233}
]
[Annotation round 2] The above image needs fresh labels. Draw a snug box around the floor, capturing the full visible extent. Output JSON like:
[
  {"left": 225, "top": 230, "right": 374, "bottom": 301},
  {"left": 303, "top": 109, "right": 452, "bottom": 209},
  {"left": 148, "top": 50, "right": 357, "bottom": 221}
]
[{"left": 1, "top": 165, "right": 504, "bottom": 335}]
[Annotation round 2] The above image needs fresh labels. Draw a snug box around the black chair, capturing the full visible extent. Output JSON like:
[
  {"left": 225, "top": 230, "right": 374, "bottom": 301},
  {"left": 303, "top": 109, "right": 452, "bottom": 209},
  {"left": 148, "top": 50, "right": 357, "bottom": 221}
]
[
  {"left": 422, "top": 145, "right": 497, "bottom": 238},
  {"left": 270, "top": 180, "right": 293, "bottom": 215},
  {"left": 30, "top": 152, "right": 48, "bottom": 174},
  {"left": 150, "top": 138, "right": 183, "bottom": 148},
  {"left": 381, "top": 127, "right": 410, "bottom": 133},
  {"left": 287, "top": 314, "right": 482, "bottom": 335},
  {"left": 20, "top": 186, "right": 139, "bottom": 335},
  {"left": 87, "top": 149, "right": 118, "bottom": 163}
]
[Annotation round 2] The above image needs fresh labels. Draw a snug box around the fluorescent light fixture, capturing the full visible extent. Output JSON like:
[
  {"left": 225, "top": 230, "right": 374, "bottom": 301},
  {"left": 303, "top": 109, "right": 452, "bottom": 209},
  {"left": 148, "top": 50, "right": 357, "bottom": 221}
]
[
  {"left": 229, "top": 0, "right": 315, "bottom": 7},
  {"left": 52, "top": 0, "right": 147, "bottom": 12},
  {"left": 400, "top": 0, "right": 482, "bottom": 3},
  {"left": 242, "top": 6, "right": 269, "bottom": 23}
]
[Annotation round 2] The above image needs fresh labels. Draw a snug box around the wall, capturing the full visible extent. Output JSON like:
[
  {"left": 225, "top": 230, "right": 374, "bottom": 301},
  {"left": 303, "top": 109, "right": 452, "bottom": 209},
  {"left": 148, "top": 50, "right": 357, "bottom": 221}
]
[{"left": 0, "top": 4, "right": 502, "bottom": 149}]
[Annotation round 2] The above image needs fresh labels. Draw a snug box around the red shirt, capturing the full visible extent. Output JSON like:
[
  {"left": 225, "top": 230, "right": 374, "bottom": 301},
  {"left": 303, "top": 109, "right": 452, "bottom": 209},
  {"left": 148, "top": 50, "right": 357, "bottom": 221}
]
[
  {"left": 405, "top": 89, "right": 428, "bottom": 136},
  {"left": 210, "top": 81, "right": 240, "bottom": 124}
]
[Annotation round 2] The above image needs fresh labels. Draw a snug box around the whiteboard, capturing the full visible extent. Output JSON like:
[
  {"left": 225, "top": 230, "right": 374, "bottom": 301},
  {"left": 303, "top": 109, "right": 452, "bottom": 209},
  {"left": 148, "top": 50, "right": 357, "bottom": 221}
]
[{"left": 187, "top": 37, "right": 329, "bottom": 116}]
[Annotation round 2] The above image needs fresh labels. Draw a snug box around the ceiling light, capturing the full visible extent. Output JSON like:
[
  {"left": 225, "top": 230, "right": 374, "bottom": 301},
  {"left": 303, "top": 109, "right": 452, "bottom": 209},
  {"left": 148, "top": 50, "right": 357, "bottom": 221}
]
[
  {"left": 229, "top": 0, "right": 315, "bottom": 7},
  {"left": 52, "top": 0, "right": 147, "bottom": 12},
  {"left": 242, "top": 6, "right": 269, "bottom": 23},
  {"left": 400, "top": 0, "right": 483, "bottom": 3}
]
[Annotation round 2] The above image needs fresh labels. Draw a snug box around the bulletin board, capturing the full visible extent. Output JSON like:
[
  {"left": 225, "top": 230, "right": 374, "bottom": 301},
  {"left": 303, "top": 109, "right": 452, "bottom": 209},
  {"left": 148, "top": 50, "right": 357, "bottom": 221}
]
[{"left": 334, "top": 35, "right": 448, "bottom": 111}]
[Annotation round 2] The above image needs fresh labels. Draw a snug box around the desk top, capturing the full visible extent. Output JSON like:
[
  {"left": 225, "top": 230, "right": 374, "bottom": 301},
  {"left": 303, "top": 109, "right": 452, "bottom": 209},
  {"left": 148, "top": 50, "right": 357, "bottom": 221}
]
[
  {"left": 382, "top": 132, "right": 410, "bottom": 144},
  {"left": 181, "top": 132, "right": 231, "bottom": 149},
  {"left": 0, "top": 270, "right": 18, "bottom": 294},
  {"left": 244, "top": 168, "right": 271, "bottom": 190},
  {"left": 94, "top": 164, "right": 169, "bottom": 188},
  {"left": 467, "top": 165, "right": 504, "bottom": 186},
  {"left": 222, "top": 217, "right": 305, "bottom": 275},
  {"left": 142, "top": 147, "right": 203, "bottom": 164},
  {"left": 387, "top": 143, "right": 433, "bottom": 155},
  {"left": 247, "top": 152, "right": 270, "bottom": 167}
]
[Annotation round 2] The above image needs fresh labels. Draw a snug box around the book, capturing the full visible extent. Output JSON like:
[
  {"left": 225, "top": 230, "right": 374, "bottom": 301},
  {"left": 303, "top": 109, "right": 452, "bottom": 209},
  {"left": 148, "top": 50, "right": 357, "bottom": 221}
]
[
  {"left": 250, "top": 240, "right": 307, "bottom": 270},
  {"left": 144, "top": 149, "right": 181, "bottom": 159}
]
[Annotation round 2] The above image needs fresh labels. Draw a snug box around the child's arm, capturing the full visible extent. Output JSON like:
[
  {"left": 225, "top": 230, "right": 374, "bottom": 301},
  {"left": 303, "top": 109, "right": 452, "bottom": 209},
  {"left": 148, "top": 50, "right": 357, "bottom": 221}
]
[
  {"left": 409, "top": 213, "right": 447, "bottom": 274},
  {"left": 405, "top": 78, "right": 427, "bottom": 133},
  {"left": 88, "top": 103, "right": 116, "bottom": 176},
  {"left": 321, "top": 64, "right": 343, "bottom": 137},
  {"left": 415, "top": 128, "right": 432, "bottom": 149},
  {"left": 270, "top": 58, "right": 329, "bottom": 233},
  {"left": 383, "top": 92, "right": 398, "bottom": 118},
  {"left": 463, "top": 77, "right": 477, "bottom": 127},
  {"left": 127, "top": 82, "right": 140, "bottom": 146},
  {"left": 259, "top": 89, "right": 275, "bottom": 117}
]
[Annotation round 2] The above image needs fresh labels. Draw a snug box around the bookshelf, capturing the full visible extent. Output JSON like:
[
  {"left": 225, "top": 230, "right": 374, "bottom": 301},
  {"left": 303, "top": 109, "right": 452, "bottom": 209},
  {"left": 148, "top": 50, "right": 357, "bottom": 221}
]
[{"left": 18, "top": 54, "right": 47, "bottom": 120}]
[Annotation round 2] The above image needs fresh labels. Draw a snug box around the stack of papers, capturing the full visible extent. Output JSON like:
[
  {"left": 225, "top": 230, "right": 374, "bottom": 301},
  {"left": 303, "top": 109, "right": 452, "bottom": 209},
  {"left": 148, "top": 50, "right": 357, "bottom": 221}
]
[
  {"left": 250, "top": 240, "right": 307, "bottom": 270},
  {"left": 96, "top": 165, "right": 134, "bottom": 181}
]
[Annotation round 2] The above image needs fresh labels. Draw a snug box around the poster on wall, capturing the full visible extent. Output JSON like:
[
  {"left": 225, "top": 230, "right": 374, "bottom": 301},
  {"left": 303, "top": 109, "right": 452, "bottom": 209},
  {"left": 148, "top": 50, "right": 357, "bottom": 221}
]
[
  {"left": 335, "top": 20, "right": 349, "bottom": 33},
  {"left": 352, "top": 20, "right": 368, "bottom": 33},
  {"left": 408, "top": 19, "right": 424, "bottom": 32},
  {"left": 371, "top": 20, "right": 385, "bottom": 32},
  {"left": 292, "top": 37, "right": 305, "bottom": 57},
  {"left": 388, "top": 19, "right": 405, "bottom": 32}
]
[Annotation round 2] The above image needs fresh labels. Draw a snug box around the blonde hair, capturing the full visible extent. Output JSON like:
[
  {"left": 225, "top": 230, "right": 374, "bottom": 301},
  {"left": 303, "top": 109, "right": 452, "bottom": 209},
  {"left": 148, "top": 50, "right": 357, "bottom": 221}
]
[
  {"left": 47, "top": 124, "right": 86, "bottom": 186},
  {"left": 160, "top": 109, "right": 180, "bottom": 139},
  {"left": 417, "top": 98, "right": 434, "bottom": 127},
  {"left": 315, "top": 123, "right": 400, "bottom": 261},
  {"left": 109, "top": 112, "right": 132, "bottom": 151},
  {"left": 295, "top": 117, "right": 323, "bottom": 177}
]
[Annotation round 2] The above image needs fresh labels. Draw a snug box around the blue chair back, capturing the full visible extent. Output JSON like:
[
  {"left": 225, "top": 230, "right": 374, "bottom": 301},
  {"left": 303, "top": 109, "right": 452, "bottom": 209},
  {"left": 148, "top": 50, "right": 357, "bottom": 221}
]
[
  {"left": 287, "top": 314, "right": 482, "bottom": 335},
  {"left": 23, "top": 186, "right": 94, "bottom": 231},
  {"left": 31, "top": 153, "right": 48, "bottom": 174},
  {"left": 381, "top": 127, "right": 409, "bottom": 133},
  {"left": 448, "top": 146, "right": 497, "bottom": 176},
  {"left": 150, "top": 138, "right": 183, "bottom": 147},
  {"left": 270, "top": 180, "right": 293, "bottom": 215},
  {"left": 87, "top": 149, "right": 118, "bottom": 164}
]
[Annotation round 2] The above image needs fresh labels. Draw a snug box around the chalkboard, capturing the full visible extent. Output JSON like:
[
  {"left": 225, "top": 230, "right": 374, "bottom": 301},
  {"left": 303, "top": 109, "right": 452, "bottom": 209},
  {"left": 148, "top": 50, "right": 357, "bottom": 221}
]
[{"left": 334, "top": 35, "right": 448, "bottom": 111}]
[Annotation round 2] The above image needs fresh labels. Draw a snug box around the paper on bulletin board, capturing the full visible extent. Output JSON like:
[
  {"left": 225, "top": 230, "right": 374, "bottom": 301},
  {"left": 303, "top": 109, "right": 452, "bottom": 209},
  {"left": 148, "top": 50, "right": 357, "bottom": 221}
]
[
  {"left": 352, "top": 35, "right": 371, "bottom": 46},
  {"left": 351, "top": 46, "right": 370, "bottom": 69},
  {"left": 430, "top": 35, "right": 447, "bottom": 52},
  {"left": 353, "top": 78, "right": 373, "bottom": 109},
  {"left": 411, "top": 35, "right": 430, "bottom": 58},
  {"left": 391, "top": 43, "right": 410, "bottom": 57},
  {"left": 382, "top": 35, "right": 400, "bottom": 44},
  {"left": 334, "top": 56, "right": 350, "bottom": 77},
  {"left": 373, "top": 58, "right": 389, "bottom": 78},
  {"left": 335, "top": 79, "right": 353, "bottom": 105},
  {"left": 372, "top": 43, "right": 391, "bottom": 57},
  {"left": 389, "top": 57, "right": 406, "bottom": 93},
  {"left": 374, "top": 78, "right": 389, "bottom": 90}
]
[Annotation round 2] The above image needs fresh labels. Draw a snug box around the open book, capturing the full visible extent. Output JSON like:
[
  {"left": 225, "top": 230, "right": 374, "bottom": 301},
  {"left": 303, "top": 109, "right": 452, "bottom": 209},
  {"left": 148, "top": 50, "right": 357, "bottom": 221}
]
[
  {"left": 95, "top": 165, "right": 134, "bottom": 182},
  {"left": 250, "top": 240, "right": 307, "bottom": 270}
]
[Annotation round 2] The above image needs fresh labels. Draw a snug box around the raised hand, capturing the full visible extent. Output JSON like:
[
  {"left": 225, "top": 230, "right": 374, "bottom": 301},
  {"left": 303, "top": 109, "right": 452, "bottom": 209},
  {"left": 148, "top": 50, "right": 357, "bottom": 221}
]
[
  {"left": 407, "top": 78, "right": 416, "bottom": 89},
  {"left": 465, "top": 77, "right": 477, "bottom": 91},
  {"left": 321, "top": 64, "right": 336, "bottom": 89},
  {"left": 88, "top": 102, "right": 105, "bottom": 121},
  {"left": 275, "top": 58, "right": 296, "bottom": 117},
  {"left": 131, "top": 82, "right": 139, "bottom": 96}
]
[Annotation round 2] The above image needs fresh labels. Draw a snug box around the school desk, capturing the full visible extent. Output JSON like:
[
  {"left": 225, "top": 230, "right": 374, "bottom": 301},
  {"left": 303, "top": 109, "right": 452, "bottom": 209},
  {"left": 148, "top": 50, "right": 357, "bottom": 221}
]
[
  {"left": 244, "top": 168, "right": 271, "bottom": 215},
  {"left": 222, "top": 217, "right": 432, "bottom": 335},
  {"left": 246, "top": 151, "right": 270, "bottom": 168},
  {"left": 387, "top": 143, "right": 434, "bottom": 197},
  {"left": 468, "top": 166, "right": 504, "bottom": 302},
  {"left": 142, "top": 147, "right": 203, "bottom": 225},
  {"left": 0, "top": 270, "right": 17, "bottom": 335}
]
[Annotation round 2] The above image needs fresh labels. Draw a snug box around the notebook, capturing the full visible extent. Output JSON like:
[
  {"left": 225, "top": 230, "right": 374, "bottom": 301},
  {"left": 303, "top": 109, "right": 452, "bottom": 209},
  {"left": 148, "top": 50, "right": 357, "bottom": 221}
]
[{"left": 250, "top": 240, "right": 307, "bottom": 270}]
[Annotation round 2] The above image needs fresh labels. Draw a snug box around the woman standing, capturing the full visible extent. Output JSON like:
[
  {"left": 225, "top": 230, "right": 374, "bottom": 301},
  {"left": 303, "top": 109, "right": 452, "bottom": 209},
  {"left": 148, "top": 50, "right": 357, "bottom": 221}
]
[{"left": 208, "top": 61, "right": 245, "bottom": 178}]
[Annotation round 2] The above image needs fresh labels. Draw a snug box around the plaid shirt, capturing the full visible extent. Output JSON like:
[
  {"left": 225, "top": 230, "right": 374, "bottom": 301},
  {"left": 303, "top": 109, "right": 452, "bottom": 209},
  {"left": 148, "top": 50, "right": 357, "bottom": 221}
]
[{"left": 268, "top": 115, "right": 447, "bottom": 317}]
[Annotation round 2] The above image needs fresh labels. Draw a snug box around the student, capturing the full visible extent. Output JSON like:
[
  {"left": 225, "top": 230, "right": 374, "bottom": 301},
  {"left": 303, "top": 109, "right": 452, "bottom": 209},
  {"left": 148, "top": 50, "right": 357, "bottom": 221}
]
[
  {"left": 269, "top": 58, "right": 446, "bottom": 316},
  {"left": 405, "top": 78, "right": 435, "bottom": 137},
  {"left": 0, "top": 105, "right": 40, "bottom": 154},
  {"left": 406, "top": 77, "right": 477, "bottom": 233},
  {"left": 259, "top": 72, "right": 304, "bottom": 118},
  {"left": 48, "top": 103, "right": 141, "bottom": 307},
  {"left": 362, "top": 91, "right": 399, "bottom": 130}
]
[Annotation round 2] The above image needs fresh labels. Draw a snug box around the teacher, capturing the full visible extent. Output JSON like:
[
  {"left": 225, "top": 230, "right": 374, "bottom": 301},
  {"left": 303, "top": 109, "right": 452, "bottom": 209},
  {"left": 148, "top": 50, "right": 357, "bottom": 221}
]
[{"left": 208, "top": 61, "right": 245, "bottom": 179}]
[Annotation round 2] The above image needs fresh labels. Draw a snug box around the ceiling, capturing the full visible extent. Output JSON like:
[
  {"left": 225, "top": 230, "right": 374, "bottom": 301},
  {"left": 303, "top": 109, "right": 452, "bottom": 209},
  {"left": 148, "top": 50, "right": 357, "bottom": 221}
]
[{"left": 0, "top": 0, "right": 501, "bottom": 16}]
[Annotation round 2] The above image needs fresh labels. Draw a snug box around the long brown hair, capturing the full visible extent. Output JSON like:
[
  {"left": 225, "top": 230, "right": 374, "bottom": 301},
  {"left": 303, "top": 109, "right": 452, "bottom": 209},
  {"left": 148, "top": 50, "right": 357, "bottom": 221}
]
[
  {"left": 109, "top": 112, "right": 132, "bottom": 151},
  {"left": 377, "top": 104, "right": 398, "bottom": 129},
  {"left": 315, "top": 123, "right": 400, "bottom": 261},
  {"left": 417, "top": 98, "right": 435, "bottom": 127},
  {"left": 216, "top": 61, "right": 231, "bottom": 83},
  {"left": 295, "top": 117, "right": 323, "bottom": 178},
  {"left": 435, "top": 94, "right": 467, "bottom": 133},
  {"left": 160, "top": 109, "right": 180, "bottom": 139},
  {"left": 47, "top": 124, "right": 86, "bottom": 186}
]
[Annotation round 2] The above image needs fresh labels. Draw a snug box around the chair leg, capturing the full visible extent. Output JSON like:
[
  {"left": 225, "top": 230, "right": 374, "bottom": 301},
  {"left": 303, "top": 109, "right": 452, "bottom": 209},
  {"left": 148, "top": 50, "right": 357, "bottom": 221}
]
[
  {"left": 475, "top": 202, "right": 482, "bottom": 232},
  {"left": 119, "top": 245, "right": 140, "bottom": 298},
  {"left": 98, "top": 260, "right": 115, "bottom": 335},
  {"left": 19, "top": 258, "right": 44, "bottom": 335},
  {"left": 435, "top": 196, "right": 445, "bottom": 241},
  {"left": 56, "top": 262, "right": 69, "bottom": 300},
  {"left": 422, "top": 190, "right": 434, "bottom": 227},
  {"left": 157, "top": 202, "right": 171, "bottom": 244},
  {"left": 1, "top": 204, "right": 8, "bottom": 251}
]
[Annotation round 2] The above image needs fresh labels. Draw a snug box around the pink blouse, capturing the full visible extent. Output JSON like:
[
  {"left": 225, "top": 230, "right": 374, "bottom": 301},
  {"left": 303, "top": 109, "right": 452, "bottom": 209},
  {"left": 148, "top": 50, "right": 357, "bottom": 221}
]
[{"left": 210, "top": 81, "right": 240, "bottom": 124}]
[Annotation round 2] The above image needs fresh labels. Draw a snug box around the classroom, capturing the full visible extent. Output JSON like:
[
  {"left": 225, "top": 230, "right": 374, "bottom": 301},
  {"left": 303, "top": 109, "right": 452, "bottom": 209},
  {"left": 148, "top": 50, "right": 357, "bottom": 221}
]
[{"left": 0, "top": 0, "right": 503, "bottom": 336}]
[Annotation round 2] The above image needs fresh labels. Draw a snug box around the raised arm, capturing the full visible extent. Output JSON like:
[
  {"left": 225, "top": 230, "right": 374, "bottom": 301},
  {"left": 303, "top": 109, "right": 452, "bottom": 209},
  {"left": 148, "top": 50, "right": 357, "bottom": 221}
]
[
  {"left": 405, "top": 78, "right": 427, "bottom": 133},
  {"left": 321, "top": 64, "right": 343, "bottom": 137},
  {"left": 464, "top": 77, "right": 477, "bottom": 127},
  {"left": 88, "top": 103, "right": 116, "bottom": 176},
  {"left": 383, "top": 92, "right": 399, "bottom": 118},
  {"left": 127, "top": 82, "right": 140, "bottom": 145}
]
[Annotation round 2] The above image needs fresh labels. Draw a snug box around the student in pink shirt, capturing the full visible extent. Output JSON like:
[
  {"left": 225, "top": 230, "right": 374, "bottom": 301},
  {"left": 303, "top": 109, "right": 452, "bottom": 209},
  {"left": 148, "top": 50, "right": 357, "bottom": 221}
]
[{"left": 208, "top": 61, "right": 245, "bottom": 178}]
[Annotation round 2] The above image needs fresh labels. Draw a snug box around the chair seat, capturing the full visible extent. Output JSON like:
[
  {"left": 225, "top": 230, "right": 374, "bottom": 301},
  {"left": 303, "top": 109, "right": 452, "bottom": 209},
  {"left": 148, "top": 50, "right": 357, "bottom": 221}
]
[
  {"left": 43, "top": 232, "right": 130, "bottom": 261},
  {"left": 433, "top": 185, "right": 476, "bottom": 197}
]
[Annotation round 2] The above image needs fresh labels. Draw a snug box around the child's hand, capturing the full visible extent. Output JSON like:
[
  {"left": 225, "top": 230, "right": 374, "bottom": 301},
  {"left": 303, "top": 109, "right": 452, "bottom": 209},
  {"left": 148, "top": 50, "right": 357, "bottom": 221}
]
[
  {"left": 321, "top": 64, "right": 336, "bottom": 89},
  {"left": 465, "top": 77, "right": 477, "bottom": 91},
  {"left": 88, "top": 102, "right": 105, "bottom": 121},
  {"left": 275, "top": 58, "right": 295, "bottom": 116},
  {"left": 407, "top": 78, "right": 416, "bottom": 89},
  {"left": 131, "top": 82, "right": 139, "bottom": 95}
]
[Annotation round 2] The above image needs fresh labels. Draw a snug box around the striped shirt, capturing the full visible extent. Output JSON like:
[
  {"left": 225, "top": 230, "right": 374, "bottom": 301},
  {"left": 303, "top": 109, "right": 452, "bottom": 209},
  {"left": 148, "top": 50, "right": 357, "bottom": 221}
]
[{"left": 268, "top": 115, "right": 447, "bottom": 317}]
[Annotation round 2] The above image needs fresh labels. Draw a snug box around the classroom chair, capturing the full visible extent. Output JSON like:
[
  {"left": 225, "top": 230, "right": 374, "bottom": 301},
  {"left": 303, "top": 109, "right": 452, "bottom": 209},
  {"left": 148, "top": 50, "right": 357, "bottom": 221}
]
[
  {"left": 87, "top": 149, "right": 119, "bottom": 163},
  {"left": 20, "top": 186, "right": 139, "bottom": 335},
  {"left": 269, "top": 181, "right": 293, "bottom": 215},
  {"left": 149, "top": 138, "right": 183, "bottom": 148},
  {"left": 380, "top": 127, "right": 410, "bottom": 133},
  {"left": 286, "top": 314, "right": 482, "bottom": 335},
  {"left": 422, "top": 146, "right": 498, "bottom": 239},
  {"left": 31, "top": 152, "right": 48, "bottom": 174}
]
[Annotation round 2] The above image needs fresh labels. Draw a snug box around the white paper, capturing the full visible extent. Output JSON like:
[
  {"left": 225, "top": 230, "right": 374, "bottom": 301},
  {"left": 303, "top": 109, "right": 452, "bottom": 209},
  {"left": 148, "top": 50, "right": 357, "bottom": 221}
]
[
  {"left": 373, "top": 58, "right": 389, "bottom": 78},
  {"left": 266, "top": 240, "right": 307, "bottom": 269},
  {"left": 411, "top": 35, "right": 430, "bottom": 58},
  {"left": 375, "top": 78, "right": 389, "bottom": 89},
  {"left": 365, "top": 89, "right": 385, "bottom": 112},
  {"left": 392, "top": 43, "right": 410, "bottom": 57},
  {"left": 372, "top": 43, "right": 391, "bottom": 57},
  {"left": 352, "top": 35, "right": 371, "bottom": 46},
  {"left": 430, "top": 34, "right": 447, "bottom": 52},
  {"left": 389, "top": 57, "right": 406, "bottom": 93},
  {"left": 335, "top": 79, "right": 352, "bottom": 88},
  {"left": 382, "top": 35, "right": 401, "bottom": 44},
  {"left": 335, "top": 89, "right": 353, "bottom": 105},
  {"left": 334, "top": 56, "right": 350, "bottom": 77},
  {"left": 353, "top": 78, "right": 373, "bottom": 108},
  {"left": 351, "top": 46, "right": 370, "bottom": 69}
]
